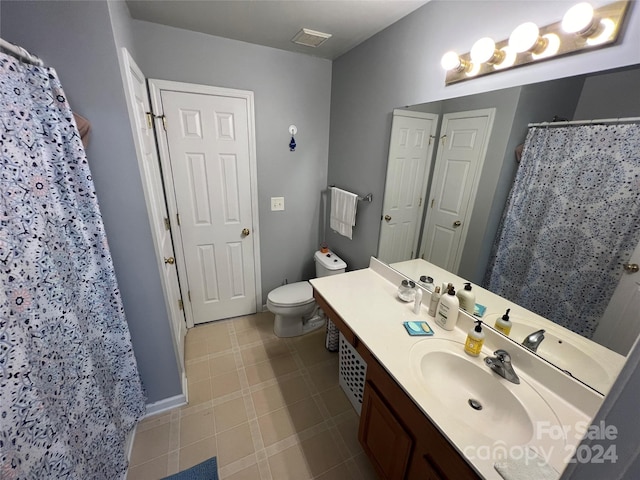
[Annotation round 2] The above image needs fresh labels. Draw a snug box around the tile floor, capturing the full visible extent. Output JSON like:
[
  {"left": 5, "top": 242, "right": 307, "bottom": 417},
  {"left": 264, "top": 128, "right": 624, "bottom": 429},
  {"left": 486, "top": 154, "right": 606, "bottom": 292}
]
[{"left": 127, "top": 312, "right": 378, "bottom": 479}]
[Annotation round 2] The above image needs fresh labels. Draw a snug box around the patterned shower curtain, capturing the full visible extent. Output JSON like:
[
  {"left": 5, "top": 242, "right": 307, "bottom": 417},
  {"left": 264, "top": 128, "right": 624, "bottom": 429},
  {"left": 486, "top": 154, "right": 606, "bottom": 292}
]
[
  {"left": 485, "top": 123, "right": 640, "bottom": 338},
  {"left": 0, "top": 53, "right": 145, "bottom": 478}
]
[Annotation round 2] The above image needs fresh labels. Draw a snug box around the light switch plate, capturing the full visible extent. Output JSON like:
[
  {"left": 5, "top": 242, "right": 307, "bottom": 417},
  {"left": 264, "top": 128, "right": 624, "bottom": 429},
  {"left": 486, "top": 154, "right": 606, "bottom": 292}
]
[{"left": 271, "top": 197, "right": 285, "bottom": 211}]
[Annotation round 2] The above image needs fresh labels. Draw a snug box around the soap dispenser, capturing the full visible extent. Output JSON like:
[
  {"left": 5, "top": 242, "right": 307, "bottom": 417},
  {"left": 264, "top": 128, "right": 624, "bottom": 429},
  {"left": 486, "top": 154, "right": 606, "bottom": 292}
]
[
  {"left": 456, "top": 282, "right": 475, "bottom": 313},
  {"left": 435, "top": 286, "right": 459, "bottom": 331},
  {"left": 464, "top": 320, "right": 485, "bottom": 356},
  {"left": 494, "top": 308, "right": 512, "bottom": 336}
]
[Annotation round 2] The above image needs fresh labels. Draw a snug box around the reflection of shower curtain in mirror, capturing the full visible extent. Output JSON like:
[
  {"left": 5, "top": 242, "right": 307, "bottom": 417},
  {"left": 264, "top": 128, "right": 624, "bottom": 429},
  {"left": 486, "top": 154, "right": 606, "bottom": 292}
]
[
  {"left": 0, "top": 53, "right": 145, "bottom": 477},
  {"left": 485, "top": 124, "right": 640, "bottom": 338}
]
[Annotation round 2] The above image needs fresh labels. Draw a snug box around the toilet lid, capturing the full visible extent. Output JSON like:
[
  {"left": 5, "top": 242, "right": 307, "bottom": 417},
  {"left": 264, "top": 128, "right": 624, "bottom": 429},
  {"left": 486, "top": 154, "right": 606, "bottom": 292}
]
[{"left": 268, "top": 281, "right": 313, "bottom": 307}]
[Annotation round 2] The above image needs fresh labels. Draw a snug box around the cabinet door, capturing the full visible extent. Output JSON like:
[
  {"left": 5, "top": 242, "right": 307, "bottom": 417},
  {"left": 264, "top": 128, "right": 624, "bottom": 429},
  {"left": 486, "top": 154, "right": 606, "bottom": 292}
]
[
  {"left": 359, "top": 381, "right": 413, "bottom": 479},
  {"left": 412, "top": 454, "right": 446, "bottom": 480}
]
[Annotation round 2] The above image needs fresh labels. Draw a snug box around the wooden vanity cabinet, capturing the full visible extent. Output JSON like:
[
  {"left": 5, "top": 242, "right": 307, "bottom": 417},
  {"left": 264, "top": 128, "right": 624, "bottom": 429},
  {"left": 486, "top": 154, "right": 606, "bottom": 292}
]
[
  {"left": 359, "top": 345, "right": 480, "bottom": 480},
  {"left": 313, "top": 290, "right": 480, "bottom": 480}
]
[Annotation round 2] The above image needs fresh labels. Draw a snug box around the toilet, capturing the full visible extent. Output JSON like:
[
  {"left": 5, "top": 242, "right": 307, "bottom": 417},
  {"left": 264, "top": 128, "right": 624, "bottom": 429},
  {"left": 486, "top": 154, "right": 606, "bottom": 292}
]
[{"left": 267, "top": 250, "right": 347, "bottom": 337}]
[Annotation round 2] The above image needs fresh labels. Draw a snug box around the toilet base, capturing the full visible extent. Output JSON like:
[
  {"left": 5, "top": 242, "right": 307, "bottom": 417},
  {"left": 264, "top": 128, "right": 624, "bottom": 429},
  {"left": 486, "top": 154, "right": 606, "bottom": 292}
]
[{"left": 274, "top": 309, "right": 326, "bottom": 338}]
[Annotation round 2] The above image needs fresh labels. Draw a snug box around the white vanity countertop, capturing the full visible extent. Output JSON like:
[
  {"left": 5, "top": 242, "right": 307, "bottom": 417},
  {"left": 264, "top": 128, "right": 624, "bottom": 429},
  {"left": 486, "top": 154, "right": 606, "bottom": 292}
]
[
  {"left": 311, "top": 261, "right": 602, "bottom": 480},
  {"left": 390, "top": 258, "right": 626, "bottom": 395}
]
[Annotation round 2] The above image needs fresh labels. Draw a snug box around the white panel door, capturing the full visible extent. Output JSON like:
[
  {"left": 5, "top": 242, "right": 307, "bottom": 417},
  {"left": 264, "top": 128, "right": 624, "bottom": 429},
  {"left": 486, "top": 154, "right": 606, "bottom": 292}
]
[
  {"left": 378, "top": 111, "right": 438, "bottom": 263},
  {"left": 420, "top": 109, "right": 495, "bottom": 273},
  {"left": 593, "top": 239, "right": 640, "bottom": 355},
  {"left": 159, "top": 89, "right": 257, "bottom": 324},
  {"left": 121, "top": 49, "right": 186, "bottom": 376}
]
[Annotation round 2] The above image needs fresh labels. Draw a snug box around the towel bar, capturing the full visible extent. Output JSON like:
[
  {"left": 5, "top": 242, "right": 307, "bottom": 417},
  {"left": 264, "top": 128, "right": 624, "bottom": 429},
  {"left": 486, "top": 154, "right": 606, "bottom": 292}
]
[{"left": 328, "top": 185, "right": 373, "bottom": 203}]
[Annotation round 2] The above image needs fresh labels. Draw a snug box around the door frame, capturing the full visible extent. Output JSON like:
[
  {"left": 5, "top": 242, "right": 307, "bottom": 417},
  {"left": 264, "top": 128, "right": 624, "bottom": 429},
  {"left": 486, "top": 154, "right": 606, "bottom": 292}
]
[
  {"left": 419, "top": 108, "right": 495, "bottom": 273},
  {"left": 378, "top": 109, "right": 439, "bottom": 263},
  {"left": 119, "top": 49, "right": 187, "bottom": 397},
  {"left": 149, "top": 79, "right": 262, "bottom": 328}
]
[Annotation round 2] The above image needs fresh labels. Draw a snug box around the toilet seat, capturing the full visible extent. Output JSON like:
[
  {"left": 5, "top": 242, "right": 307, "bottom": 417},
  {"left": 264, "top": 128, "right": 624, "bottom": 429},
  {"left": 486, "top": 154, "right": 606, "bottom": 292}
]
[{"left": 267, "top": 281, "right": 314, "bottom": 308}]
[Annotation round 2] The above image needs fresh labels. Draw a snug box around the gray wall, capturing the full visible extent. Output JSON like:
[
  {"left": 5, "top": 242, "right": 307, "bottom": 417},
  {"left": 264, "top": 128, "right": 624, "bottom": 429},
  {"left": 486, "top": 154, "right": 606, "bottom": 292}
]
[
  {"left": 327, "top": 0, "right": 640, "bottom": 270},
  {"left": 0, "top": 0, "right": 181, "bottom": 404},
  {"left": 130, "top": 20, "right": 332, "bottom": 297},
  {"left": 574, "top": 66, "right": 640, "bottom": 119}
]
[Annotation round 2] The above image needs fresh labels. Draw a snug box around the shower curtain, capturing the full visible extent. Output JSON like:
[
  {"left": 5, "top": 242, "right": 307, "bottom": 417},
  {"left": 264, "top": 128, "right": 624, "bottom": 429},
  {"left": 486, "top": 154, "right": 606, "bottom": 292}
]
[
  {"left": 485, "top": 123, "right": 640, "bottom": 338},
  {"left": 0, "top": 53, "right": 145, "bottom": 478}
]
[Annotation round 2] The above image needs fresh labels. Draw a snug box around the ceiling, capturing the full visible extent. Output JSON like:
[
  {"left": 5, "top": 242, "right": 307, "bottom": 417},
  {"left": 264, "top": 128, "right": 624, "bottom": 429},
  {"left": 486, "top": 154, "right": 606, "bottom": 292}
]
[{"left": 126, "top": 0, "right": 430, "bottom": 60}]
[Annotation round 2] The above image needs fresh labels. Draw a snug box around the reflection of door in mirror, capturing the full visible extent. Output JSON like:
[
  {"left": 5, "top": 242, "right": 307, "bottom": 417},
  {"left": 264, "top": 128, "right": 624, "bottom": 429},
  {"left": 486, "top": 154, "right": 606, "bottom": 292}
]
[
  {"left": 378, "top": 110, "right": 438, "bottom": 264},
  {"left": 419, "top": 108, "right": 495, "bottom": 272},
  {"left": 594, "top": 240, "right": 640, "bottom": 353}
]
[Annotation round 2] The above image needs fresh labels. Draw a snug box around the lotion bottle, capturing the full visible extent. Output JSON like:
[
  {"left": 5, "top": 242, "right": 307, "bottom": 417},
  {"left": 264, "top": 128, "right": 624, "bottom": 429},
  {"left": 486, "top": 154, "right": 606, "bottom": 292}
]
[
  {"left": 456, "top": 282, "right": 476, "bottom": 313},
  {"left": 464, "top": 320, "right": 485, "bottom": 356},
  {"left": 494, "top": 308, "right": 512, "bottom": 336},
  {"left": 428, "top": 286, "right": 441, "bottom": 317},
  {"left": 435, "top": 286, "right": 459, "bottom": 331}
]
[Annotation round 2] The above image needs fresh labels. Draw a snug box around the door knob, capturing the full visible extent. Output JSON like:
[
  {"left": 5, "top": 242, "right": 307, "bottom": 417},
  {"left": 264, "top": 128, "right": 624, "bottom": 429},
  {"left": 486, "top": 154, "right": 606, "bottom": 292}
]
[
  {"left": 164, "top": 257, "right": 175, "bottom": 265},
  {"left": 624, "top": 263, "right": 639, "bottom": 273},
  {"left": 242, "top": 228, "right": 250, "bottom": 236},
  {"left": 453, "top": 220, "right": 462, "bottom": 227},
  {"left": 384, "top": 215, "right": 392, "bottom": 222}
]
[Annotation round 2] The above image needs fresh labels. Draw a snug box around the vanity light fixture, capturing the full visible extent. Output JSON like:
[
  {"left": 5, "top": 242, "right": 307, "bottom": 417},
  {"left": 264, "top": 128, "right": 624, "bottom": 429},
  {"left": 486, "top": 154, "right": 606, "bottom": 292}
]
[{"left": 441, "top": 0, "right": 629, "bottom": 85}]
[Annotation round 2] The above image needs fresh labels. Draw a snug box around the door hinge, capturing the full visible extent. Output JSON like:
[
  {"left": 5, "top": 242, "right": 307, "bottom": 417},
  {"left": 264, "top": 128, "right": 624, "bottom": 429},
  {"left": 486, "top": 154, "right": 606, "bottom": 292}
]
[
  {"left": 178, "top": 299, "right": 184, "bottom": 310},
  {"left": 188, "top": 290, "right": 191, "bottom": 302},
  {"left": 431, "top": 198, "right": 435, "bottom": 208},
  {"left": 429, "top": 135, "right": 436, "bottom": 145},
  {"left": 157, "top": 114, "right": 167, "bottom": 131},
  {"left": 163, "top": 217, "right": 171, "bottom": 231},
  {"left": 418, "top": 197, "right": 422, "bottom": 207},
  {"left": 145, "top": 112, "right": 153, "bottom": 129},
  {"left": 176, "top": 213, "right": 181, "bottom": 226},
  {"left": 440, "top": 134, "right": 447, "bottom": 146}
]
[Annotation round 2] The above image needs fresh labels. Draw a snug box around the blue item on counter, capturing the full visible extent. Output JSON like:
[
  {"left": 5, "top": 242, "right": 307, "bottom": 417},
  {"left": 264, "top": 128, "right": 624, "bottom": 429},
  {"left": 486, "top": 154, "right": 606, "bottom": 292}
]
[
  {"left": 403, "top": 321, "right": 434, "bottom": 336},
  {"left": 473, "top": 303, "right": 487, "bottom": 318}
]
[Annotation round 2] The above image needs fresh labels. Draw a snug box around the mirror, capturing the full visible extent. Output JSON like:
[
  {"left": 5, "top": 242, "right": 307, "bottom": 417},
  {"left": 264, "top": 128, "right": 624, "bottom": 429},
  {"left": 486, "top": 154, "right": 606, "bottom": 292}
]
[{"left": 378, "top": 64, "right": 640, "bottom": 394}]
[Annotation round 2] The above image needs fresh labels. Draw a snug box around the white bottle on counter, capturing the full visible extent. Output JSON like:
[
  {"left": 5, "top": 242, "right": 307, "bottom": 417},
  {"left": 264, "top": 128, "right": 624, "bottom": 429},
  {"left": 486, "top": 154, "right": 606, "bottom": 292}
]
[
  {"left": 413, "top": 288, "right": 423, "bottom": 314},
  {"left": 428, "top": 286, "right": 441, "bottom": 317},
  {"left": 435, "top": 286, "right": 459, "bottom": 331}
]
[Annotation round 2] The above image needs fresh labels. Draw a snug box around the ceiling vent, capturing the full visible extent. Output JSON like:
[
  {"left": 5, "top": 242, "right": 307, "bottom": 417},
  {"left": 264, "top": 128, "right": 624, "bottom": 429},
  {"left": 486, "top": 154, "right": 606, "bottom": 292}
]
[{"left": 291, "top": 28, "right": 332, "bottom": 48}]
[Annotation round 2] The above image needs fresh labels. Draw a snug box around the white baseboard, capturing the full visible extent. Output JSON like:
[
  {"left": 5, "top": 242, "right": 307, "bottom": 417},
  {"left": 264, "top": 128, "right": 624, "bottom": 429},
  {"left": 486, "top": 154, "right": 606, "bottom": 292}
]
[
  {"left": 143, "top": 393, "right": 187, "bottom": 419},
  {"left": 125, "top": 422, "right": 137, "bottom": 461}
]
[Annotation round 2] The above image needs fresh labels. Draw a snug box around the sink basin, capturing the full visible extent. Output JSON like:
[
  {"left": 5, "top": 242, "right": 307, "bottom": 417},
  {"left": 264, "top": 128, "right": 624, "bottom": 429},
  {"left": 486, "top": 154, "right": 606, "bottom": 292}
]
[
  {"left": 409, "top": 339, "right": 563, "bottom": 448},
  {"left": 485, "top": 315, "right": 611, "bottom": 392}
]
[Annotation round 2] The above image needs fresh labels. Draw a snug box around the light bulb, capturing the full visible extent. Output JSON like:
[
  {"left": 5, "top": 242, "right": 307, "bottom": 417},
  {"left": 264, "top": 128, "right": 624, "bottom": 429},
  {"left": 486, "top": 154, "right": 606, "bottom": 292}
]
[
  {"left": 441, "top": 51, "right": 462, "bottom": 71},
  {"left": 531, "top": 34, "right": 561, "bottom": 59},
  {"left": 465, "top": 62, "right": 481, "bottom": 77},
  {"left": 470, "top": 37, "right": 504, "bottom": 65},
  {"left": 493, "top": 46, "right": 517, "bottom": 70},
  {"left": 509, "top": 22, "right": 546, "bottom": 54},
  {"left": 562, "top": 2, "right": 595, "bottom": 34},
  {"left": 586, "top": 18, "right": 616, "bottom": 45}
]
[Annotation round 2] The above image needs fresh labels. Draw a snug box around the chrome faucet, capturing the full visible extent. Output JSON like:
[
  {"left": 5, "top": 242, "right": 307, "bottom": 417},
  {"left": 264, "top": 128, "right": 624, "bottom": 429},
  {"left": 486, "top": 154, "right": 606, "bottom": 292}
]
[
  {"left": 522, "top": 329, "right": 545, "bottom": 353},
  {"left": 484, "top": 349, "right": 520, "bottom": 384}
]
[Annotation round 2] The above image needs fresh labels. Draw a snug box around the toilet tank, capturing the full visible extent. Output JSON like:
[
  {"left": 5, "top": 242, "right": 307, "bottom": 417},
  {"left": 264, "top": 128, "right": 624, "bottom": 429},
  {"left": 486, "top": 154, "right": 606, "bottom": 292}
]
[{"left": 314, "top": 250, "right": 347, "bottom": 277}]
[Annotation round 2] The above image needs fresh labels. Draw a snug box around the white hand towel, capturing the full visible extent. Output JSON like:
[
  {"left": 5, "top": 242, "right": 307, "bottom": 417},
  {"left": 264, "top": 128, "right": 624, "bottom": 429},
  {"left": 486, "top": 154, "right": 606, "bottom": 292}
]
[{"left": 330, "top": 187, "right": 359, "bottom": 240}]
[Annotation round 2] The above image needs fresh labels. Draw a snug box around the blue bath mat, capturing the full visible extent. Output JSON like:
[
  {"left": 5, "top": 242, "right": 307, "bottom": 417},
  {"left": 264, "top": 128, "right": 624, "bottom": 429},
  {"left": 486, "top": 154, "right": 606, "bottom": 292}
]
[{"left": 162, "top": 456, "right": 219, "bottom": 480}]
